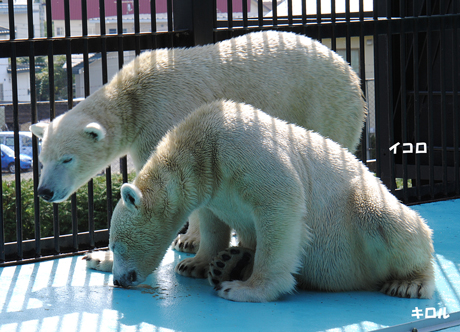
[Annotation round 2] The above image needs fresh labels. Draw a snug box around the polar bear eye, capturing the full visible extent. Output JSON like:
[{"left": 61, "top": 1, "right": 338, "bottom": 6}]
[{"left": 62, "top": 157, "right": 73, "bottom": 164}]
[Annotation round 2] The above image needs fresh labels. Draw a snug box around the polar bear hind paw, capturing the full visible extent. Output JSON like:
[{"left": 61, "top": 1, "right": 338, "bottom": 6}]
[
  {"left": 208, "top": 247, "right": 255, "bottom": 290},
  {"left": 82, "top": 250, "right": 114, "bottom": 272},
  {"left": 380, "top": 278, "right": 434, "bottom": 299}
]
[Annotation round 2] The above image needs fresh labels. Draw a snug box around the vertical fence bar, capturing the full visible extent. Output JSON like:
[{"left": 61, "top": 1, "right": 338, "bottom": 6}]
[
  {"left": 427, "top": 1, "right": 435, "bottom": 199},
  {"left": 453, "top": 14, "right": 459, "bottom": 195},
  {"left": 388, "top": 2, "right": 396, "bottom": 193},
  {"left": 134, "top": 0, "right": 140, "bottom": 53},
  {"left": 117, "top": 0, "right": 128, "bottom": 184},
  {"left": 272, "top": 0, "right": 277, "bottom": 27},
  {"left": 287, "top": 0, "right": 293, "bottom": 26},
  {"left": 373, "top": 0, "right": 381, "bottom": 178},
  {"left": 99, "top": 0, "right": 112, "bottom": 229},
  {"left": 316, "top": 0, "right": 321, "bottom": 40},
  {"left": 81, "top": 0, "right": 95, "bottom": 248},
  {"left": 8, "top": 0, "right": 23, "bottom": 260},
  {"left": 345, "top": 0, "right": 351, "bottom": 64},
  {"left": 150, "top": 0, "right": 157, "bottom": 34},
  {"left": 242, "top": 0, "right": 248, "bottom": 29},
  {"left": 359, "top": 0, "right": 366, "bottom": 162},
  {"left": 28, "top": 0, "right": 41, "bottom": 257},
  {"left": 45, "top": 0, "right": 60, "bottom": 254},
  {"left": 439, "top": 9, "right": 447, "bottom": 197},
  {"left": 413, "top": 13, "right": 421, "bottom": 200},
  {"left": 301, "top": 0, "right": 306, "bottom": 27},
  {"left": 0, "top": 154, "right": 3, "bottom": 261},
  {"left": 227, "top": 0, "right": 233, "bottom": 29},
  {"left": 167, "top": 0, "right": 173, "bottom": 32},
  {"left": 258, "top": 0, "right": 264, "bottom": 27},
  {"left": 402, "top": 2, "right": 409, "bottom": 200},
  {"left": 331, "top": 0, "right": 336, "bottom": 51},
  {"left": 63, "top": 0, "right": 78, "bottom": 251}
]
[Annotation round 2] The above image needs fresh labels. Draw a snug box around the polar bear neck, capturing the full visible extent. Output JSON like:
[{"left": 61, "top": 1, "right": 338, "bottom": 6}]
[{"left": 134, "top": 128, "right": 220, "bottom": 220}]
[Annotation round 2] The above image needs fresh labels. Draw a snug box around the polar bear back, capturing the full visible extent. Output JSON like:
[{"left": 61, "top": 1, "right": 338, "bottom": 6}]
[{"left": 106, "top": 30, "right": 365, "bottom": 162}]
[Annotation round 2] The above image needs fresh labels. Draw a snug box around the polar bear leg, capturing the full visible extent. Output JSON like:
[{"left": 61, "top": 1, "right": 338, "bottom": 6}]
[
  {"left": 83, "top": 250, "right": 114, "bottom": 272},
  {"left": 172, "top": 210, "right": 201, "bottom": 253},
  {"left": 175, "top": 208, "right": 231, "bottom": 278},
  {"left": 215, "top": 212, "right": 305, "bottom": 302},
  {"left": 208, "top": 247, "right": 255, "bottom": 289}
]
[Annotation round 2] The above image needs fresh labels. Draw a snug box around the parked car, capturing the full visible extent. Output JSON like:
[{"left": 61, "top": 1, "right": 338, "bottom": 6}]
[
  {"left": 1, "top": 144, "right": 33, "bottom": 173},
  {"left": 0, "top": 131, "right": 40, "bottom": 158}
]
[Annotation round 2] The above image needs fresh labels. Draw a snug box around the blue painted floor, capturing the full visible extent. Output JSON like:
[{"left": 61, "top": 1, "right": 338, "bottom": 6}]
[{"left": 1, "top": 199, "right": 460, "bottom": 332}]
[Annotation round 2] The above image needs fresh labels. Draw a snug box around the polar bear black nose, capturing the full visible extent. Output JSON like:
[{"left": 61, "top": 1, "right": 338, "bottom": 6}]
[{"left": 37, "top": 187, "right": 54, "bottom": 201}]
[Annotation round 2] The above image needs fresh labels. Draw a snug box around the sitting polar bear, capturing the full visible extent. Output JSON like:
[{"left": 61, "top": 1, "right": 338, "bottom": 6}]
[
  {"left": 109, "top": 100, "right": 434, "bottom": 302},
  {"left": 30, "top": 30, "right": 366, "bottom": 256}
]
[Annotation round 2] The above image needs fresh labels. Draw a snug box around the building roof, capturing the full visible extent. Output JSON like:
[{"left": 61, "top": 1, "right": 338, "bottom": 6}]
[
  {"left": 0, "top": 26, "right": 9, "bottom": 35},
  {"left": 7, "top": 63, "right": 43, "bottom": 74},
  {"left": 51, "top": 0, "right": 247, "bottom": 20}
]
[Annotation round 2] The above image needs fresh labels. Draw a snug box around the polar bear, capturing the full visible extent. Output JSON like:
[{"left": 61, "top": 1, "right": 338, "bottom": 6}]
[
  {"left": 30, "top": 30, "right": 366, "bottom": 258},
  {"left": 109, "top": 100, "right": 434, "bottom": 302}
]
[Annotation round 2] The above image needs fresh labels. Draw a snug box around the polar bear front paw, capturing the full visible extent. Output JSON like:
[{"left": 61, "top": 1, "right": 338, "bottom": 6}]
[
  {"left": 172, "top": 234, "right": 199, "bottom": 253},
  {"left": 216, "top": 280, "right": 271, "bottom": 302},
  {"left": 175, "top": 257, "right": 209, "bottom": 278},
  {"left": 208, "top": 247, "right": 254, "bottom": 289},
  {"left": 82, "top": 250, "right": 113, "bottom": 272}
]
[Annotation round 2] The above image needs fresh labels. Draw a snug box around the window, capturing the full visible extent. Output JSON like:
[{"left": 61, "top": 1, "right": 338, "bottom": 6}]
[
  {"left": 23, "top": 136, "right": 32, "bottom": 147},
  {"left": 56, "top": 27, "right": 63, "bottom": 36},
  {"left": 5, "top": 137, "right": 14, "bottom": 148},
  {"left": 337, "top": 49, "right": 360, "bottom": 75}
]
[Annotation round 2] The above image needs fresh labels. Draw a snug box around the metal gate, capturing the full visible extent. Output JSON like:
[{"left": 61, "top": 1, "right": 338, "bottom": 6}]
[{"left": 0, "top": 0, "right": 458, "bottom": 265}]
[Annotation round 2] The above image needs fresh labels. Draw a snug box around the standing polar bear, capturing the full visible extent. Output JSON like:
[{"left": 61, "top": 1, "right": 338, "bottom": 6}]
[
  {"left": 110, "top": 100, "right": 434, "bottom": 302},
  {"left": 30, "top": 30, "right": 366, "bottom": 258}
]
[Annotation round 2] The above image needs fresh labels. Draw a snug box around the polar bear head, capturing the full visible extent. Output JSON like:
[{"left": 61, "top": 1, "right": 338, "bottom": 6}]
[
  {"left": 30, "top": 109, "right": 112, "bottom": 203},
  {"left": 109, "top": 182, "right": 187, "bottom": 287}
]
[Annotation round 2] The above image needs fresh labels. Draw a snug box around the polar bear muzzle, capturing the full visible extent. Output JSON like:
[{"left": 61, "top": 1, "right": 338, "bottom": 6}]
[{"left": 113, "top": 269, "right": 138, "bottom": 288}]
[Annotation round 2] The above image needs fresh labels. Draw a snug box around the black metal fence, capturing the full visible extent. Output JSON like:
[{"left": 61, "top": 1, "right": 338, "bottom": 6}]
[{"left": 0, "top": 0, "right": 458, "bottom": 265}]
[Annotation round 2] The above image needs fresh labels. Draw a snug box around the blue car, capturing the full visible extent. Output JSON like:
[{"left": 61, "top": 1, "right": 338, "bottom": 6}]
[{"left": 1, "top": 144, "right": 33, "bottom": 173}]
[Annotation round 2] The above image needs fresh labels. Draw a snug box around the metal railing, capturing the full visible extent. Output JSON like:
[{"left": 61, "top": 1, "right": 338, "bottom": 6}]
[{"left": 0, "top": 0, "right": 458, "bottom": 265}]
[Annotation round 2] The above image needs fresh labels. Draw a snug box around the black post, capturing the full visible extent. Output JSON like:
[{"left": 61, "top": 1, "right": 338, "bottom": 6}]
[{"left": 173, "top": 0, "right": 215, "bottom": 45}]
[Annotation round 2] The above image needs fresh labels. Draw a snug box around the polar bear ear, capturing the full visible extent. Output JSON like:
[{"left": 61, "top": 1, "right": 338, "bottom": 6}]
[
  {"left": 30, "top": 122, "right": 48, "bottom": 139},
  {"left": 121, "top": 183, "right": 142, "bottom": 211},
  {"left": 84, "top": 122, "right": 106, "bottom": 141}
]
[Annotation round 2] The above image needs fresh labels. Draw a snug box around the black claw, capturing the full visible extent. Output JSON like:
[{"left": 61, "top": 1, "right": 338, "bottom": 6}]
[
  {"left": 216, "top": 261, "right": 225, "bottom": 268},
  {"left": 184, "top": 243, "right": 188, "bottom": 249},
  {"left": 190, "top": 266, "right": 195, "bottom": 271},
  {"left": 212, "top": 279, "right": 220, "bottom": 285},
  {"left": 224, "top": 288, "right": 231, "bottom": 292},
  {"left": 174, "top": 240, "right": 178, "bottom": 246},
  {"left": 222, "top": 254, "right": 231, "bottom": 261},
  {"left": 213, "top": 269, "right": 222, "bottom": 276},
  {"left": 179, "top": 243, "right": 184, "bottom": 249},
  {"left": 214, "top": 285, "right": 222, "bottom": 291}
]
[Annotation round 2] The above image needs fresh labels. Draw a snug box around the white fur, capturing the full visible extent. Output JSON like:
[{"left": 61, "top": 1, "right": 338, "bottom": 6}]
[
  {"left": 109, "top": 100, "right": 434, "bottom": 302},
  {"left": 31, "top": 30, "right": 366, "bottom": 256}
]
